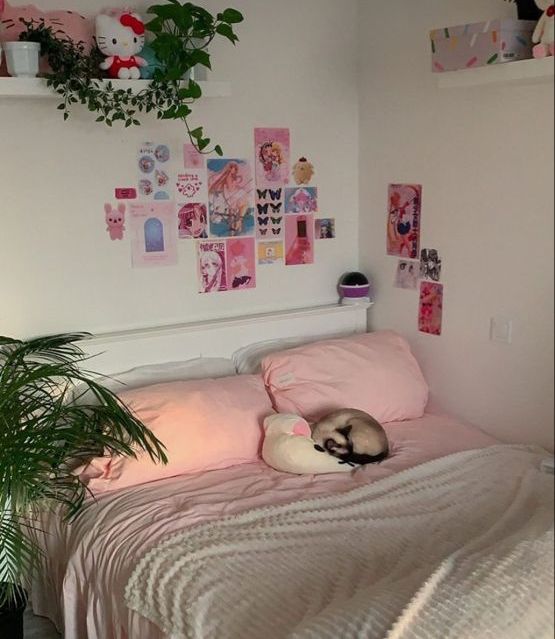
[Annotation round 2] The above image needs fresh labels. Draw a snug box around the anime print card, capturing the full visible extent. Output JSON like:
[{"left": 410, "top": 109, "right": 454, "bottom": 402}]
[
  {"left": 386, "top": 184, "right": 422, "bottom": 259},
  {"left": 137, "top": 142, "right": 172, "bottom": 201},
  {"left": 226, "top": 238, "right": 256, "bottom": 291},
  {"left": 285, "top": 214, "right": 314, "bottom": 266},
  {"left": 419, "top": 282, "right": 443, "bottom": 336},
  {"left": 258, "top": 241, "right": 284, "bottom": 265},
  {"left": 254, "top": 128, "right": 290, "bottom": 186},
  {"left": 315, "top": 218, "right": 335, "bottom": 240},
  {"left": 394, "top": 260, "right": 419, "bottom": 290},
  {"left": 178, "top": 203, "right": 208, "bottom": 239},
  {"left": 285, "top": 187, "right": 318, "bottom": 214},
  {"left": 207, "top": 159, "right": 254, "bottom": 238},
  {"left": 129, "top": 202, "right": 177, "bottom": 268},
  {"left": 198, "top": 241, "right": 227, "bottom": 293}
]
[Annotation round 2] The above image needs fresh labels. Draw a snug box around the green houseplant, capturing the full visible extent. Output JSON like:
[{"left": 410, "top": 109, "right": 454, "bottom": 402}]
[
  {"left": 0, "top": 333, "right": 167, "bottom": 637},
  {"left": 19, "top": 1, "right": 244, "bottom": 155}
]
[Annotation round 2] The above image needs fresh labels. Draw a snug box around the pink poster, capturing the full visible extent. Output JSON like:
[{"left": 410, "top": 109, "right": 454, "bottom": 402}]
[
  {"left": 198, "top": 241, "right": 227, "bottom": 293},
  {"left": 178, "top": 203, "right": 208, "bottom": 239},
  {"left": 285, "top": 214, "right": 314, "bottom": 266},
  {"left": 207, "top": 159, "right": 254, "bottom": 237},
  {"left": 254, "top": 128, "right": 290, "bottom": 186},
  {"left": 184, "top": 143, "right": 205, "bottom": 170},
  {"left": 129, "top": 202, "right": 177, "bottom": 268},
  {"left": 419, "top": 282, "right": 443, "bottom": 336},
  {"left": 227, "top": 238, "right": 256, "bottom": 290},
  {"left": 387, "top": 184, "right": 422, "bottom": 259}
]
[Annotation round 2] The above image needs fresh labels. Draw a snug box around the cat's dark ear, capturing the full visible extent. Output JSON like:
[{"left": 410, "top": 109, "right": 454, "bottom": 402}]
[{"left": 338, "top": 425, "right": 352, "bottom": 439}]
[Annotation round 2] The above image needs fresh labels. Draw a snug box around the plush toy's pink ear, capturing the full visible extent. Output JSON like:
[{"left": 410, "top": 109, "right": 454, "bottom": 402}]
[{"left": 292, "top": 420, "right": 311, "bottom": 437}]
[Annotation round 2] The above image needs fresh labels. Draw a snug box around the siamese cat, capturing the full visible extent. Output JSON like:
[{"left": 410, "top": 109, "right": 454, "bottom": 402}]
[{"left": 311, "top": 409, "right": 389, "bottom": 466}]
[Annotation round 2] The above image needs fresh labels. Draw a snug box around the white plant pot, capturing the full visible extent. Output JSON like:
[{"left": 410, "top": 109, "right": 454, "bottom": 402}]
[{"left": 4, "top": 42, "right": 41, "bottom": 78}]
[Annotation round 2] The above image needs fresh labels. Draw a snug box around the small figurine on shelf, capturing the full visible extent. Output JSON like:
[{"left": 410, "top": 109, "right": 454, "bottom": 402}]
[
  {"left": 95, "top": 10, "right": 147, "bottom": 79},
  {"left": 532, "top": 0, "right": 555, "bottom": 57}
]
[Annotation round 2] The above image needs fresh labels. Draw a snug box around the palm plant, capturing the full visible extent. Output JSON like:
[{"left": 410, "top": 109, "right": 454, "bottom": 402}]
[{"left": 0, "top": 333, "right": 167, "bottom": 626}]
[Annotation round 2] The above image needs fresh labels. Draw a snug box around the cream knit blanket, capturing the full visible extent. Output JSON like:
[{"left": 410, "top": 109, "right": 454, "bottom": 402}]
[{"left": 125, "top": 446, "right": 554, "bottom": 639}]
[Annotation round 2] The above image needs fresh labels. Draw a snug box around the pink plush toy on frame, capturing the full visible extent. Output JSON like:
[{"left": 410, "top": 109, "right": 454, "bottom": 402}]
[
  {"left": 532, "top": 0, "right": 555, "bottom": 57},
  {"left": 95, "top": 9, "right": 147, "bottom": 79}
]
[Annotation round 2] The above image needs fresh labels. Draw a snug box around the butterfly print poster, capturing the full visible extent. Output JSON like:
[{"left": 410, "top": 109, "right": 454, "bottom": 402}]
[
  {"left": 387, "top": 184, "right": 422, "bottom": 259},
  {"left": 255, "top": 128, "right": 290, "bottom": 186},
  {"left": 208, "top": 159, "right": 255, "bottom": 237},
  {"left": 256, "top": 188, "right": 284, "bottom": 239},
  {"left": 227, "top": 238, "right": 256, "bottom": 290}
]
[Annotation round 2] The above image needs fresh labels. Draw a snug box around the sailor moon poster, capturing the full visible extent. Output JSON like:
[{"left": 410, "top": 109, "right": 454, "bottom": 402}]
[{"left": 387, "top": 184, "right": 422, "bottom": 259}]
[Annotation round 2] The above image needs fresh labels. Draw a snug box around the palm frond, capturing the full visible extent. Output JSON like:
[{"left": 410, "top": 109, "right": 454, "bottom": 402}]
[{"left": 0, "top": 332, "right": 167, "bottom": 605}]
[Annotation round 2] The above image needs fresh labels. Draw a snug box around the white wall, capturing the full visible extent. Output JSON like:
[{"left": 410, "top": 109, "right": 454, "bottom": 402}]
[
  {"left": 0, "top": 0, "right": 359, "bottom": 337},
  {"left": 359, "top": 0, "right": 554, "bottom": 450}
]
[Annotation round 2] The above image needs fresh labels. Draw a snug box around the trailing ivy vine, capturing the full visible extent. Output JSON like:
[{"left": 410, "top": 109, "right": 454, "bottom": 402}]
[{"left": 19, "top": 2, "right": 244, "bottom": 155}]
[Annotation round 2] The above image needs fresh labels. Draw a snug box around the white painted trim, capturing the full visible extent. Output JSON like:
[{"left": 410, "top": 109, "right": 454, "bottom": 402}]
[
  {"left": 0, "top": 78, "right": 231, "bottom": 98},
  {"left": 82, "top": 304, "right": 371, "bottom": 375}
]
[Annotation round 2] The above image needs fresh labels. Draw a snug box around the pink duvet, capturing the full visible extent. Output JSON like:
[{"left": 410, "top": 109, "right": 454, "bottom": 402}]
[{"left": 30, "top": 413, "right": 497, "bottom": 639}]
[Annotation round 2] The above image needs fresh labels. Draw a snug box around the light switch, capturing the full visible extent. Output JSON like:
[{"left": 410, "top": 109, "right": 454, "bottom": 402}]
[{"left": 490, "top": 317, "right": 513, "bottom": 344}]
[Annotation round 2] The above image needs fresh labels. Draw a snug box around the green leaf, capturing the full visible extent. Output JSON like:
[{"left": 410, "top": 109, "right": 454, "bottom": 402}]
[
  {"left": 214, "top": 144, "right": 223, "bottom": 156},
  {"left": 216, "top": 23, "right": 239, "bottom": 44},
  {"left": 189, "top": 126, "right": 203, "bottom": 139},
  {"left": 189, "top": 49, "right": 211, "bottom": 70},
  {"left": 221, "top": 8, "right": 244, "bottom": 24}
]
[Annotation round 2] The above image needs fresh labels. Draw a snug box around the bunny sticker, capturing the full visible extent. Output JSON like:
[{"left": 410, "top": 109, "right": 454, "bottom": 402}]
[{"left": 105, "top": 203, "right": 126, "bottom": 240}]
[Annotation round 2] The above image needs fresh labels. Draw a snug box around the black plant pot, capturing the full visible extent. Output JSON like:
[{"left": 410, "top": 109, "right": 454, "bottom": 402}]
[
  {"left": 0, "top": 585, "right": 27, "bottom": 639},
  {"left": 514, "top": 0, "right": 542, "bottom": 21}
]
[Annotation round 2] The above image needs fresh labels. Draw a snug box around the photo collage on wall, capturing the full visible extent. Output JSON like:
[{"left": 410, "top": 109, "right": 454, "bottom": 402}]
[
  {"left": 386, "top": 184, "right": 444, "bottom": 336},
  {"left": 105, "top": 127, "right": 335, "bottom": 293}
]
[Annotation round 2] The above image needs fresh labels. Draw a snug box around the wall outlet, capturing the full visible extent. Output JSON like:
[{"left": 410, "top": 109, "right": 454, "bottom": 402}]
[{"left": 490, "top": 317, "right": 513, "bottom": 344}]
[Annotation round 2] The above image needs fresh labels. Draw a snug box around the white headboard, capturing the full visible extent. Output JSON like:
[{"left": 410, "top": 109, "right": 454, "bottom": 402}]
[{"left": 82, "top": 304, "right": 369, "bottom": 375}]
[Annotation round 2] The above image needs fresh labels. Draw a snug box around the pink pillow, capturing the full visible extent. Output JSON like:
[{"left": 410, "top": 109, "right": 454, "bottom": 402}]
[
  {"left": 262, "top": 331, "right": 429, "bottom": 424},
  {"left": 82, "top": 375, "right": 273, "bottom": 494}
]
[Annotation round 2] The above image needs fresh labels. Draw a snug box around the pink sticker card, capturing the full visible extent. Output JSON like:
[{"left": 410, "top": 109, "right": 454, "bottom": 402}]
[
  {"left": 227, "top": 238, "right": 256, "bottom": 290},
  {"left": 129, "top": 202, "right": 177, "bottom": 268},
  {"left": 115, "top": 188, "right": 137, "bottom": 200},
  {"left": 254, "top": 128, "right": 290, "bottom": 186},
  {"left": 387, "top": 184, "right": 422, "bottom": 259},
  {"left": 285, "top": 214, "right": 314, "bottom": 266},
  {"left": 198, "top": 241, "right": 227, "bottom": 293},
  {"left": 138, "top": 142, "right": 172, "bottom": 201},
  {"left": 178, "top": 203, "right": 208, "bottom": 239},
  {"left": 207, "top": 159, "right": 254, "bottom": 237},
  {"left": 419, "top": 282, "right": 443, "bottom": 336},
  {"left": 184, "top": 143, "right": 205, "bottom": 170}
]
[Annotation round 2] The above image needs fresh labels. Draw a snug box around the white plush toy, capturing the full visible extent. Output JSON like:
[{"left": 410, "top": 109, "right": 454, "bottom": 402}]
[
  {"left": 262, "top": 414, "right": 358, "bottom": 475},
  {"left": 532, "top": 0, "right": 555, "bottom": 58}
]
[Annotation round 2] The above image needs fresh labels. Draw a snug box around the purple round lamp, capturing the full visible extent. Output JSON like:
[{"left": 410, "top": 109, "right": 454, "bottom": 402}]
[{"left": 338, "top": 272, "right": 372, "bottom": 306}]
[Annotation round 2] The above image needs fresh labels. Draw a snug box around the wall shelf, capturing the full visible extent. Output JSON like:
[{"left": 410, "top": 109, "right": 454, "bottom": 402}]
[
  {"left": 436, "top": 57, "right": 554, "bottom": 88},
  {"left": 0, "top": 77, "right": 231, "bottom": 99}
]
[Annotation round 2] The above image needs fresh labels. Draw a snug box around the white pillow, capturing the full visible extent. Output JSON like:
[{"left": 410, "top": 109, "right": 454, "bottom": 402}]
[{"left": 232, "top": 333, "right": 356, "bottom": 375}]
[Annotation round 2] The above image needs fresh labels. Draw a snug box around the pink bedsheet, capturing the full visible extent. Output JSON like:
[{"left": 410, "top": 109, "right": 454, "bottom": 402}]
[{"left": 30, "top": 413, "right": 497, "bottom": 639}]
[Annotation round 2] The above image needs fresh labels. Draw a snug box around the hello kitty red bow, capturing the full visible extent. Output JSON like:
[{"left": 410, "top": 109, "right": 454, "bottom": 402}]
[
  {"left": 120, "top": 13, "right": 145, "bottom": 35},
  {"left": 547, "top": 5, "right": 555, "bottom": 17}
]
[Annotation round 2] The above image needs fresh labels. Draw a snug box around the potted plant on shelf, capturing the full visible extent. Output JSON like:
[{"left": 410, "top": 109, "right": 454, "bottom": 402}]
[
  {"left": 0, "top": 333, "right": 167, "bottom": 638},
  {"left": 18, "top": 1, "right": 244, "bottom": 155}
]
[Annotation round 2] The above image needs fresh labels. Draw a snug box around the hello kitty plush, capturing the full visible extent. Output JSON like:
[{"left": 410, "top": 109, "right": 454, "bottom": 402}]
[
  {"left": 95, "top": 10, "right": 146, "bottom": 79},
  {"left": 105, "top": 203, "right": 126, "bottom": 240},
  {"left": 532, "top": 0, "right": 555, "bottom": 57}
]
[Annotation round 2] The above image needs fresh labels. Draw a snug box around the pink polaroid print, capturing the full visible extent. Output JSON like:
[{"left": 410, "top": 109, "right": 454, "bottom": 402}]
[
  {"left": 387, "top": 184, "right": 422, "bottom": 259},
  {"left": 254, "top": 128, "right": 290, "bottom": 186},
  {"left": 226, "top": 238, "right": 256, "bottom": 290},
  {"left": 285, "top": 214, "right": 314, "bottom": 266},
  {"left": 419, "top": 282, "right": 443, "bottom": 336},
  {"left": 129, "top": 202, "right": 177, "bottom": 268},
  {"left": 198, "top": 241, "right": 227, "bottom": 293},
  {"left": 184, "top": 143, "right": 205, "bottom": 170}
]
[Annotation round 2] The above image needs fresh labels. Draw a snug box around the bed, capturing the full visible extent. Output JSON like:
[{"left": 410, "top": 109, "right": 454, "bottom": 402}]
[{"left": 27, "top": 305, "right": 554, "bottom": 639}]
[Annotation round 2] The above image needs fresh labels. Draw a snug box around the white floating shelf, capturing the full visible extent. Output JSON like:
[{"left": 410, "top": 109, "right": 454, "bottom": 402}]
[
  {"left": 436, "top": 57, "right": 554, "bottom": 88},
  {"left": 0, "top": 77, "right": 231, "bottom": 98}
]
